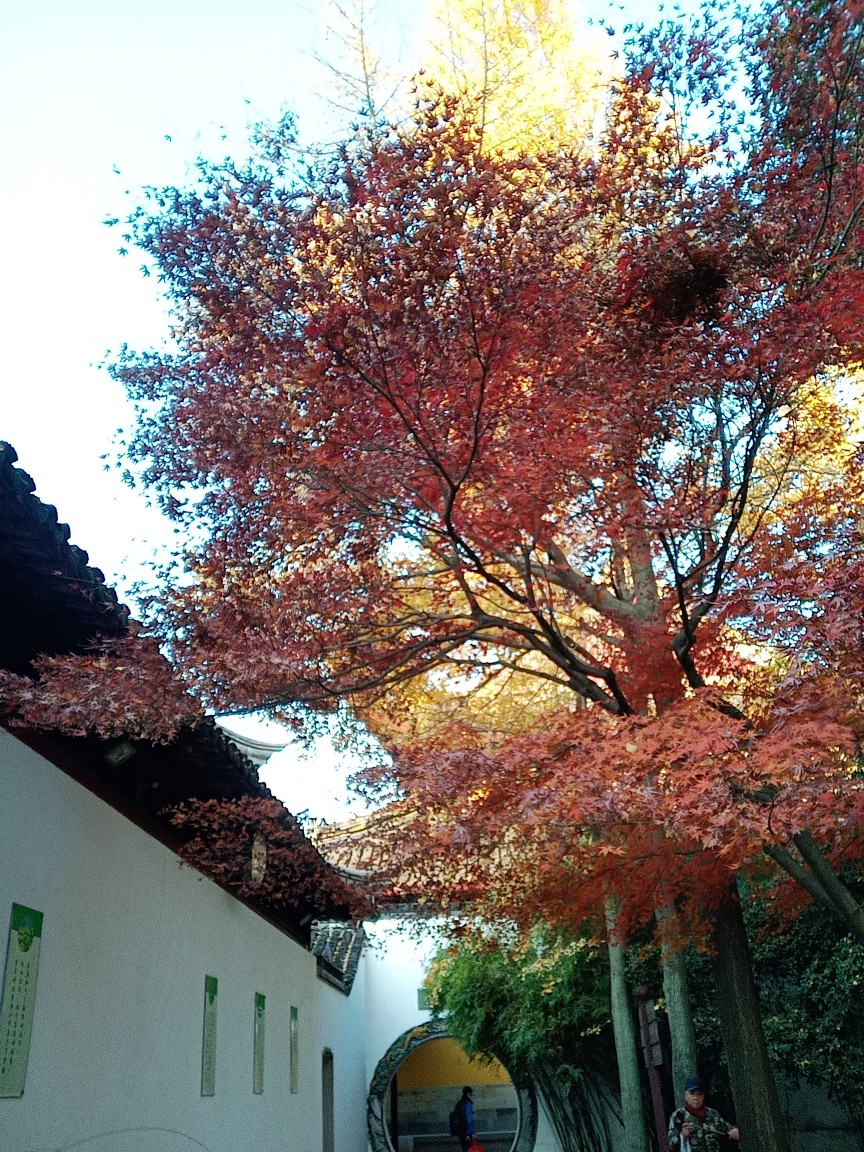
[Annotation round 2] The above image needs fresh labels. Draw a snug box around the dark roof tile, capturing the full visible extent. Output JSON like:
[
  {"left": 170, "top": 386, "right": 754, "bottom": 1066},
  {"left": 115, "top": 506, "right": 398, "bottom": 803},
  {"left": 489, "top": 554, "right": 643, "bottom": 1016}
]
[{"left": 0, "top": 442, "right": 128, "bottom": 673}]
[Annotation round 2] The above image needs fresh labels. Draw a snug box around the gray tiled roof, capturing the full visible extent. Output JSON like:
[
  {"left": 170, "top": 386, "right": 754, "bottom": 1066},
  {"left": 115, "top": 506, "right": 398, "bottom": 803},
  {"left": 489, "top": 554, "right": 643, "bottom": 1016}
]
[
  {"left": 0, "top": 442, "right": 128, "bottom": 673},
  {"left": 310, "top": 921, "right": 366, "bottom": 994}
]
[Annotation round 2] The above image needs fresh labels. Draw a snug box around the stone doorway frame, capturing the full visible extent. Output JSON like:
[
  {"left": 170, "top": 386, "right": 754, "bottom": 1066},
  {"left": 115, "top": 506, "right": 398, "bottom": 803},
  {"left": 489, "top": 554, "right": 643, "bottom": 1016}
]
[{"left": 367, "top": 1018, "right": 538, "bottom": 1152}]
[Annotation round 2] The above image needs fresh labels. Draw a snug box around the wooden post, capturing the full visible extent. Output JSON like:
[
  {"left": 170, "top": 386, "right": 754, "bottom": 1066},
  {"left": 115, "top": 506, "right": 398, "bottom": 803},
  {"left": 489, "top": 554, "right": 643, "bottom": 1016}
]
[{"left": 635, "top": 986, "right": 670, "bottom": 1152}]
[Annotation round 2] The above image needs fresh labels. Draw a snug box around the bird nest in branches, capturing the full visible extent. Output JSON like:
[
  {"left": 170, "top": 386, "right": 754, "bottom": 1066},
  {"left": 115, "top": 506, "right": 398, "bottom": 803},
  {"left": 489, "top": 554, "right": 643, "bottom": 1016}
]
[{"left": 642, "top": 248, "right": 729, "bottom": 328}]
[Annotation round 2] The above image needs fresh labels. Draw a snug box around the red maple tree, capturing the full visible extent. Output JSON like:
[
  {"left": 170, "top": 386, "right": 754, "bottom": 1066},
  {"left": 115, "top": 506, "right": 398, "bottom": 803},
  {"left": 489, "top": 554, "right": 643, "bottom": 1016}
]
[{"left": 5, "top": 2, "right": 864, "bottom": 1146}]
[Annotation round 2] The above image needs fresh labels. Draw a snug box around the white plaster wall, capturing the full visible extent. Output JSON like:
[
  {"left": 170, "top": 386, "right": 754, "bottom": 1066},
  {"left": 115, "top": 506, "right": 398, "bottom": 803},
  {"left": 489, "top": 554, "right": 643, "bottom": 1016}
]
[
  {"left": 0, "top": 728, "right": 368, "bottom": 1152},
  {"left": 532, "top": 1101, "right": 562, "bottom": 1152},
  {"left": 314, "top": 943, "right": 368, "bottom": 1152},
  {"left": 362, "top": 920, "right": 442, "bottom": 1087}
]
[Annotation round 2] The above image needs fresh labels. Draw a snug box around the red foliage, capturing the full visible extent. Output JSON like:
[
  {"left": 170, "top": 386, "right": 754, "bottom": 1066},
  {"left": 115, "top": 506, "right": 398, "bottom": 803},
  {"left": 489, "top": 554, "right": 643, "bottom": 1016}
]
[
  {"left": 353, "top": 688, "right": 862, "bottom": 938},
  {"left": 167, "top": 796, "right": 369, "bottom": 919},
  {"left": 19, "top": 1, "right": 864, "bottom": 940},
  {"left": 0, "top": 627, "right": 196, "bottom": 743}
]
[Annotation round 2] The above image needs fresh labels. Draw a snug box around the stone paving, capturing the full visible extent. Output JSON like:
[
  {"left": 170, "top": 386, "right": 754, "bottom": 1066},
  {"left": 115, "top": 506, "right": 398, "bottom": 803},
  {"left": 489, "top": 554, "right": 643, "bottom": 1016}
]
[{"left": 396, "top": 1134, "right": 515, "bottom": 1152}]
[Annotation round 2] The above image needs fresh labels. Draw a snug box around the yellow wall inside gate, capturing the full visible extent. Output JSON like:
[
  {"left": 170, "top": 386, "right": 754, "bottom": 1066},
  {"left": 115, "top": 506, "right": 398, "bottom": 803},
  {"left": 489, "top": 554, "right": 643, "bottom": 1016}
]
[{"left": 397, "top": 1037, "right": 511, "bottom": 1088}]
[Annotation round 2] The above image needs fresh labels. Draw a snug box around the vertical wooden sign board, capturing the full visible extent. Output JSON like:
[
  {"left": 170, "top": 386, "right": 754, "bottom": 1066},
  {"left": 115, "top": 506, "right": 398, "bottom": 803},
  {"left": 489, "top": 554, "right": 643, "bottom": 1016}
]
[
  {"left": 201, "top": 975, "right": 218, "bottom": 1097},
  {"left": 253, "top": 993, "right": 265, "bottom": 1094},
  {"left": 0, "top": 904, "right": 43, "bottom": 1097}
]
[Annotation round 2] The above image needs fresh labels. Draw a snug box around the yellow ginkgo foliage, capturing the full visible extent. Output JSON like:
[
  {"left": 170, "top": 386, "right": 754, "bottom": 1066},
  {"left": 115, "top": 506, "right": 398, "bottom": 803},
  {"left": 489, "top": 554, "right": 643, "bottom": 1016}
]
[{"left": 428, "top": 0, "right": 609, "bottom": 156}]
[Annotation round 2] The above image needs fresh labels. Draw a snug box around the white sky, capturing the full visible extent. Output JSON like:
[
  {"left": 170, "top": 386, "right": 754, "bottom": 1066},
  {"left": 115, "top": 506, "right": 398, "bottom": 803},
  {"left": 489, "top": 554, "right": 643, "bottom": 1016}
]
[
  {"left": 1, "top": 0, "right": 428, "bottom": 595},
  {"left": 1, "top": 0, "right": 665, "bottom": 820}
]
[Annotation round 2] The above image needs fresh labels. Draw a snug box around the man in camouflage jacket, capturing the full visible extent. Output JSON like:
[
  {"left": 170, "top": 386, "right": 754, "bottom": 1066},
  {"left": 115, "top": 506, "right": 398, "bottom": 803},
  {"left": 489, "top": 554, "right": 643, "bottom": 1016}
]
[{"left": 668, "top": 1077, "right": 740, "bottom": 1152}]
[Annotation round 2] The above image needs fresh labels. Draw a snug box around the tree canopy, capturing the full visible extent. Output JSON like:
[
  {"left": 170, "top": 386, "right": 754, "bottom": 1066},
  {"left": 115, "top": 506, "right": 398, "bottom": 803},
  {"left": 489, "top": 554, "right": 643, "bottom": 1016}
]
[
  {"left": 3, "top": 2, "right": 863, "bottom": 1147},
  {"left": 2, "top": 0, "right": 862, "bottom": 935},
  {"left": 84, "top": 0, "right": 862, "bottom": 910}
]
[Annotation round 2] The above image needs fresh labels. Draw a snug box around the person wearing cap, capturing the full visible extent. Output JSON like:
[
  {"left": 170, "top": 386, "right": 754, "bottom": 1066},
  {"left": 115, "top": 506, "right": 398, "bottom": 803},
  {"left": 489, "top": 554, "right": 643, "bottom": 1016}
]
[{"left": 668, "top": 1076, "right": 740, "bottom": 1151}]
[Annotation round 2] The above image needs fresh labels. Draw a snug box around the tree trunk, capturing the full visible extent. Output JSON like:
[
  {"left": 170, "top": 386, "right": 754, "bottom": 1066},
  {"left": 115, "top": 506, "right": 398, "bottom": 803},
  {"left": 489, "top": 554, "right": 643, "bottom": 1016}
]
[
  {"left": 658, "top": 904, "right": 698, "bottom": 1098},
  {"left": 606, "top": 899, "right": 649, "bottom": 1152},
  {"left": 792, "top": 831, "right": 864, "bottom": 944},
  {"left": 765, "top": 833, "right": 864, "bottom": 944},
  {"left": 711, "top": 882, "right": 791, "bottom": 1152},
  {"left": 662, "top": 944, "right": 698, "bottom": 1099}
]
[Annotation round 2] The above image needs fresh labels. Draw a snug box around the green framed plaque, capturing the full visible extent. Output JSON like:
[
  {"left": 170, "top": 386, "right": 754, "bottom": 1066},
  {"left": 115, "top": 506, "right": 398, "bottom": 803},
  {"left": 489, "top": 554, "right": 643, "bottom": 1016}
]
[
  {"left": 253, "top": 993, "right": 265, "bottom": 1093},
  {"left": 289, "top": 1005, "right": 299, "bottom": 1093},
  {"left": 201, "top": 975, "right": 218, "bottom": 1096},
  {"left": 0, "top": 904, "right": 43, "bottom": 1097}
]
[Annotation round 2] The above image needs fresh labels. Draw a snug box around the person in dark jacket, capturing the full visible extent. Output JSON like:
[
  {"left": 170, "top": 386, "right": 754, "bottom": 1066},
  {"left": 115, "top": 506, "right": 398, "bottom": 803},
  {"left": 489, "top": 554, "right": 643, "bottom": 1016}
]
[
  {"left": 455, "top": 1085, "right": 476, "bottom": 1151},
  {"left": 668, "top": 1076, "right": 739, "bottom": 1151}
]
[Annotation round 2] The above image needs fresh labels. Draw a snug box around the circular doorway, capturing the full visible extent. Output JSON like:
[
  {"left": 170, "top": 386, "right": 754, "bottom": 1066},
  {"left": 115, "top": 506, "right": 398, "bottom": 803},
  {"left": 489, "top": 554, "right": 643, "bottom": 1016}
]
[{"left": 367, "top": 1019, "right": 537, "bottom": 1152}]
